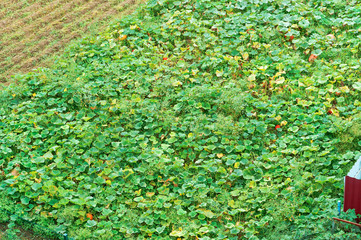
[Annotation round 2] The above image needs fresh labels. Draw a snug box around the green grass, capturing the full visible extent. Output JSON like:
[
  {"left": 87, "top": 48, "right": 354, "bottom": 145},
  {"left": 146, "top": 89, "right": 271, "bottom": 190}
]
[{"left": 1, "top": 0, "right": 361, "bottom": 239}]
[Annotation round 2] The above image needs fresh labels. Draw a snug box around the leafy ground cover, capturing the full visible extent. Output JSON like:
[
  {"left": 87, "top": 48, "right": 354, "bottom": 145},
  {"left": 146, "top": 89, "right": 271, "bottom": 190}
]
[
  {"left": 0, "top": 0, "right": 144, "bottom": 83},
  {"left": 1, "top": 0, "right": 361, "bottom": 239},
  {"left": 0, "top": 223, "right": 51, "bottom": 240}
]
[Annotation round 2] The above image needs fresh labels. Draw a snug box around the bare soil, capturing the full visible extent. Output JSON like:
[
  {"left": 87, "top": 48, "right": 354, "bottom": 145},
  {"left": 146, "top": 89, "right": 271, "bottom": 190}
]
[
  {"left": 0, "top": 223, "right": 54, "bottom": 240},
  {"left": 0, "top": 0, "right": 144, "bottom": 83}
]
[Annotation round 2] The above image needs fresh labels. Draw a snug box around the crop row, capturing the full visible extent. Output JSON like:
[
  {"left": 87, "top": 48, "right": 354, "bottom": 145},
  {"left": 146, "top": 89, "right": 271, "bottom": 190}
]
[{"left": 0, "top": 0, "right": 142, "bottom": 83}]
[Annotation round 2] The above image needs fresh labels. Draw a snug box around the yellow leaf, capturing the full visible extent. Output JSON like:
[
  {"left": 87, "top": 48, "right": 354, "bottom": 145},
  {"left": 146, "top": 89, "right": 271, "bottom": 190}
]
[
  {"left": 146, "top": 192, "right": 155, "bottom": 198},
  {"left": 119, "top": 35, "right": 127, "bottom": 40},
  {"left": 228, "top": 200, "right": 236, "bottom": 208},
  {"left": 170, "top": 229, "right": 187, "bottom": 237},
  {"left": 252, "top": 42, "right": 260, "bottom": 49},
  {"left": 275, "top": 115, "right": 282, "bottom": 121},
  {"left": 130, "top": 25, "right": 138, "bottom": 30},
  {"left": 257, "top": 66, "right": 268, "bottom": 71},
  {"left": 217, "top": 153, "right": 224, "bottom": 158},
  {"left": 280, "top": 120, "right": 287, "bottom": 126},
  {"left": 198, "top": 209, "right": 215, "bottom": 218},
  {"left": 248, "top": 74, "right": 256, "bottom": 81},
  {"left": 234, "top": 162, "right": 240, "bottom": 168},
  {"left": 106, "top": 180, "right": 111, "bottom": 185},
  {"left": 340, "top": 86, "right": 350, "bottom": 93},
  {"left": 188, "top": 133, "right": 193, "bottom": 138},
  {"left": 32, "top": 93, "right": 36, "bottom": 97},
  {"left": 40, "top": 212, "right": 48, "bottom": 218},
  {"left": 333, "top": 110, "right": 340, "bottom": 117},
  {"left": 275, "top": 77, "right": 285, "bottom": 84},
  {"left": 12, "top": 94, "right": 16, "bottom": 97},
  {"left": 48, "top": 185, "right": 58, "bottom": 195},
  {"left": 249, "top": 181, "right": 256, "bottom": 188},
  {"left": 242, "top": 52, "right": 249, "bottom": 60},
  {"left": 135, "top": 189, "right": 142, "bottom": 196},
  {"left": 64, "top": 88, "right": 67, "bottom": 92},
  {"left": 274, "top": 71, "right": 286, "bottom": 79},
  {"left": 172, "top": 81, "right": 183, "bottom": 87}
]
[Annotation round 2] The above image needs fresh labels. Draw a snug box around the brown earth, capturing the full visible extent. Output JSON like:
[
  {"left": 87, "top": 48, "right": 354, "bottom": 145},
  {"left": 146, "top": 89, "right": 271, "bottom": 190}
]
[
  {"left": 0, "top": 0, "right": 144, "bottom": 84},
  {"left": 0, "top": 223, "right": 54, "bottom": 240}
]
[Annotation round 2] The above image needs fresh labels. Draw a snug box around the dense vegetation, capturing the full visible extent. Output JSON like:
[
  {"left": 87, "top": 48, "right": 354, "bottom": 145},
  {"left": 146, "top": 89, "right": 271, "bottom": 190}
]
[
  {"left": 0, "top": 0, "right": 143, "bottom": 83},
  {"left": 1, "top": 0, "right": 361, "bottom": 239}
]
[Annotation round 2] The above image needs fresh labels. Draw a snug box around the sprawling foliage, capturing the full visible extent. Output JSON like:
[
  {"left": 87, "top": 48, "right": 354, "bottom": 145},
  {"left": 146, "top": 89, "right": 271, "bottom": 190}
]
[{"left": 1, "top": 0, "right": 361, "bottom": 239}]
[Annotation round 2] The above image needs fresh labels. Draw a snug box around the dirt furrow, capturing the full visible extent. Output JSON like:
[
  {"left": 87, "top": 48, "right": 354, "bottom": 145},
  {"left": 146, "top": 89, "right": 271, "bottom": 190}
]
[
  {"left": 0, "top": 0, "right": 144, "bottom": 82},
  {"left": 0, "top": 0, "right": 68, "bottom": 34},
  {"left": 1, "top": 0, "right": 102, "bottom": 45},
  {"left": 0, "top": 0, "right": 106, "bottom": 67}
]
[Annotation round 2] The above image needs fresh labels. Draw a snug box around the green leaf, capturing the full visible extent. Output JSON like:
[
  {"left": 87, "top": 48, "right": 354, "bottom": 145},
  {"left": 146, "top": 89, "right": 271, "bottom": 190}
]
[
  {"left": 86, "top": 220, "right": 97, "bottom": 228},
  {"left": 134, "top": 197, "right": 144, "bottom": 202},
  {"left": 43, "top": 152, "right": 53, "bottom": 159},
  {"left": 21, "top": 196, "right": 30, "bottom": 205},
  {"left": 156, "top": 226, "right": 166, "bottom": 234},
  {"left": 198, "top": 209, "right": 215, "bottom": 218},
  {"left": 177, "top": 208, "right": 187, "bottom": 215},
  {"left": 312, "top": 49, "right": 323, "bottom": 56},
  {"left": 299, "top": 19, "right": 310, "bottom": 28},
  {"left": 353, "top": 82, "right": 361, "bottom": 91},
  {"left": 31, "top": 183, "right": 42, "bottom": 191}
]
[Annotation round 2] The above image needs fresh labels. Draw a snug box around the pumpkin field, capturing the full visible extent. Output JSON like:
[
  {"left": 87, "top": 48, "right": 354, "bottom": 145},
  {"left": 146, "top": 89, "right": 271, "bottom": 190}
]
[{"left": 1, "top": 0, "right": 361, "bottom": 239}]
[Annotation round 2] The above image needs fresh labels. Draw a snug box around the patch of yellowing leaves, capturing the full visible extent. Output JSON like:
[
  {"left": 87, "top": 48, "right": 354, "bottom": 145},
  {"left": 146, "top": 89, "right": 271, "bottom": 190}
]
[{"left": 119, "top": 35, "right": 127, "bottom": 40}]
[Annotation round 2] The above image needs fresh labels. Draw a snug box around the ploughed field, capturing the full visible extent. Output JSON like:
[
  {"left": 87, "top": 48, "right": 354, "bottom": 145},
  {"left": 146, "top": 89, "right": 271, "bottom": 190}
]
[{"left": 0, "top": 0, "right": 142, "bottom": 83}]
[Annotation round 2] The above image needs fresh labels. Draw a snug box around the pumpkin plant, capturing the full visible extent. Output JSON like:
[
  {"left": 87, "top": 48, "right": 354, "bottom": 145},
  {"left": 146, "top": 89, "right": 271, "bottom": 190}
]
[{"left": 1, "top": 0, "right": 361, "bottom": 239}]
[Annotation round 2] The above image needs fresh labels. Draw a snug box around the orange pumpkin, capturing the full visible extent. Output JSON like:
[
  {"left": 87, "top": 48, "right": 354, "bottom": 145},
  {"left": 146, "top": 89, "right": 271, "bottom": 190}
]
[
  {"left": 86, "top": 213, "right": 93, "bottom": 220},
  {"left": 308, "top": 54, "right": 318, "bottom": 62}
]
